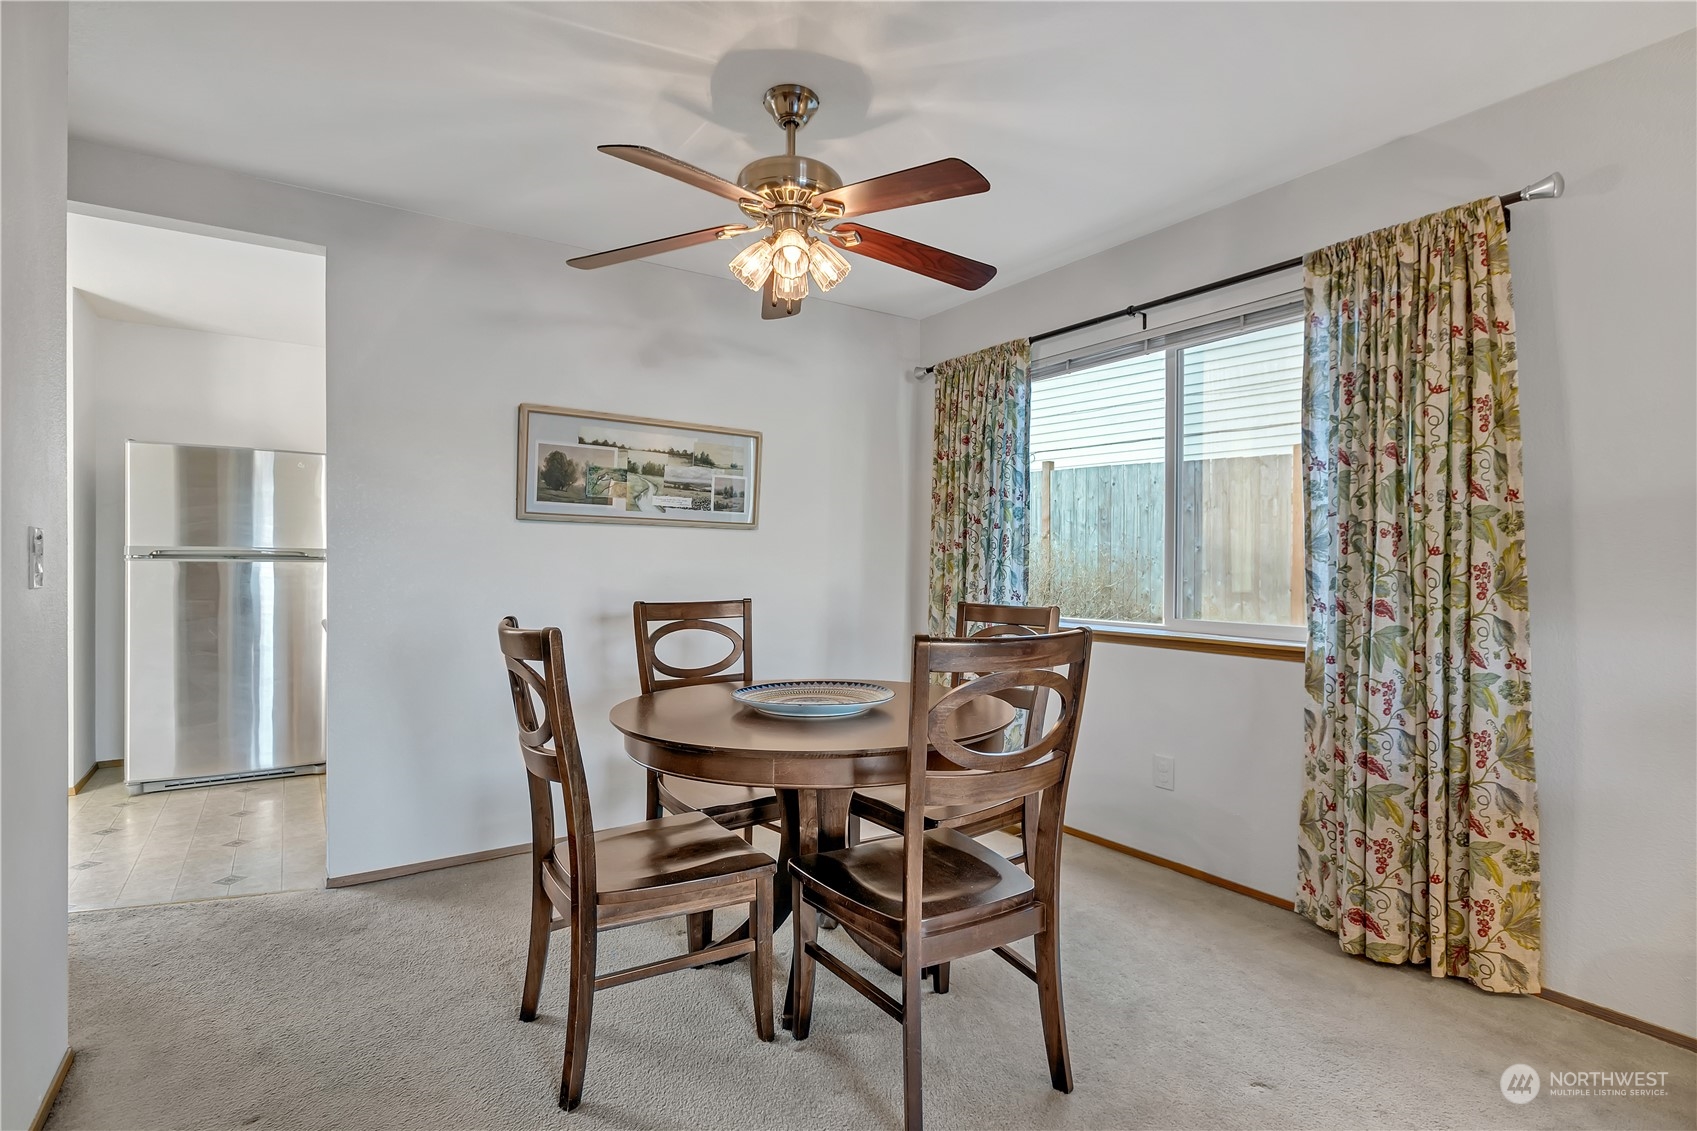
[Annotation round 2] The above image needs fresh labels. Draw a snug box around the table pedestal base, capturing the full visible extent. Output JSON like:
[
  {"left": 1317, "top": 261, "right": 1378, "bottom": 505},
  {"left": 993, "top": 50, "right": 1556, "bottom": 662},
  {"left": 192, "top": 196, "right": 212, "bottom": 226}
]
[{"left": 685, "top": 786, "right": 896, "bottom": 1027}]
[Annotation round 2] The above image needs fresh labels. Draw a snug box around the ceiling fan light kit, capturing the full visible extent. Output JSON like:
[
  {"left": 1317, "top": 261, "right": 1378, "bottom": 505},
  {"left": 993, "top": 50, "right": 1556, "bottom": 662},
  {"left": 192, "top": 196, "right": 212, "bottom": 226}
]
[
  {"left": 807, "top": 238, "right": 852, "bottom": 292},
  {"left": 569, "top": 83, "right": 997, "bottom": 320},
  {"left": 726, "top": 237, "right": 774, "bottom": 289},
  {"left": 772, "top": 269, "right": 808, "bottom": 304}
]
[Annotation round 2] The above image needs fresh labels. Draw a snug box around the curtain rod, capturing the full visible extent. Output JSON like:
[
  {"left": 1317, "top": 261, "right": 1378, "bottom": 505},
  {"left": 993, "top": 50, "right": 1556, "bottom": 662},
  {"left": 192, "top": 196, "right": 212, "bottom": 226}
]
[{"left": 919, "top": 172, "right": 1564, "bottom": 375}]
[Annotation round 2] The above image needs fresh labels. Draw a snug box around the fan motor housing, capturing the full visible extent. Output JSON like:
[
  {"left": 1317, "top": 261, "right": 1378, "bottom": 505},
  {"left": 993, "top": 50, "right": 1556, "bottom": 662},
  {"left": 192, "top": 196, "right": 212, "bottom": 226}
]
[{"left": 738, "top": 154, "right": 842, "bottom": 206}]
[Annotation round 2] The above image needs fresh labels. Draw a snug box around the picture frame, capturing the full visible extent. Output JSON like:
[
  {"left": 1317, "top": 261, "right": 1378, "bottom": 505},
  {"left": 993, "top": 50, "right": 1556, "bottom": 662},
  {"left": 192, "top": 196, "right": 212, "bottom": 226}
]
[{"left": 515, "top": 403, "right": 761, "bottom": 529}]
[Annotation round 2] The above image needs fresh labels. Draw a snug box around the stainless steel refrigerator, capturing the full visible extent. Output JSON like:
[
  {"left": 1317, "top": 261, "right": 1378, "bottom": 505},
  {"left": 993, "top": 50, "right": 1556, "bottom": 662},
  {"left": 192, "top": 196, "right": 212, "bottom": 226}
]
[{"left": 125, "top": 441, "right": 327, "bottom": 790}]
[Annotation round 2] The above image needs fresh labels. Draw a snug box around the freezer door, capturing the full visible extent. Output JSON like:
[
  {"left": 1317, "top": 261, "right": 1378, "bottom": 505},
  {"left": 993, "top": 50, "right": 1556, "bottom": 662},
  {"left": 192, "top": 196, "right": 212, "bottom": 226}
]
[
  {"left": 127, "top": 558, "right": 327, "bottom": 784},
  {"left": 127, "top": 442, "right": 326, "bottom": 552}
]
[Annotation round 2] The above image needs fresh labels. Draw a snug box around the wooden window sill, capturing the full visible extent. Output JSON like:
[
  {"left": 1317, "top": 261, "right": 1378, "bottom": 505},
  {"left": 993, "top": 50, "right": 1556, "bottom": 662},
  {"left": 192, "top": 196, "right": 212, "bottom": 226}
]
[{"left": 1070, "top": 624, "right": 1305, "bottom": 662}]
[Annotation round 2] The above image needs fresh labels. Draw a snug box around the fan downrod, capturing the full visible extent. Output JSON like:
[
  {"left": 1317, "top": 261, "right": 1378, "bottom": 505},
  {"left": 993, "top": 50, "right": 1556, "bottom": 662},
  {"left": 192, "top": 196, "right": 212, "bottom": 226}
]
[{"left": 739, "top": 83, "right": 840, "bottom": 203}]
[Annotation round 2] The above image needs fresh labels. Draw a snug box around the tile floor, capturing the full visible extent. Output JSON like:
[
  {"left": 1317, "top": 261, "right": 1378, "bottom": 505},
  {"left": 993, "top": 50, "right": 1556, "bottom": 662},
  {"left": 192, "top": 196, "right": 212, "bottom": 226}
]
[{"left": 68, "top": 766, "right": 325, "bottom": 912}]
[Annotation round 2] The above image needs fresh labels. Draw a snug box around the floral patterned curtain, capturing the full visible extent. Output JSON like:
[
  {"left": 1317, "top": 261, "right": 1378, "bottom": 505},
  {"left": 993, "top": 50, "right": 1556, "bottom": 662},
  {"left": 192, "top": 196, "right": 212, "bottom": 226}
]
[
  {"left": 1295, "top": 199, "right": 1542, "bottom": 994},
  {"left": 928, "top": 339, "right": 1031, "bottom": 634}
]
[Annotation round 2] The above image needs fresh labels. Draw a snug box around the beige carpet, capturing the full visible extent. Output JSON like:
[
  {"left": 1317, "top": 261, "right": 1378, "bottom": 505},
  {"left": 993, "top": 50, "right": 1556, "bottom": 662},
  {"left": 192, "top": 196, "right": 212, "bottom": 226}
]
[{"left": 50, "top": 834, "right": 1694, "bottom": 1130}]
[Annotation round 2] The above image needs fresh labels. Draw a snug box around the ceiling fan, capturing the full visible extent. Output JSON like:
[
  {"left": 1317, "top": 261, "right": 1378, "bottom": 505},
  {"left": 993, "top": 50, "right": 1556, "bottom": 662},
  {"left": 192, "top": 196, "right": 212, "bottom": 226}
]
[{"left": 567, "top": 83, "right": 996, "bottom": 319}]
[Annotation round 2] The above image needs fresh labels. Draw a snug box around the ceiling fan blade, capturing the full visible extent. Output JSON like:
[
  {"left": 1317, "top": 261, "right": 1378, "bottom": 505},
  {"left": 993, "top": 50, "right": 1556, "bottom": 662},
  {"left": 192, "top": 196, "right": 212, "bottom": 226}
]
[
  {"left": 568, "top": 225, "right": 745, "bottom": 270},
  {"left": 817, "top": 158, "right": 989, "bottom": 219},
  {"left": 833, "top": 224, "right": 997, "bottom": 290},
  {"left": 599, "top": 145, "right": 759, "bottom": 206},
  {"left": 761, "top": 275, "right": 801, "bottom": 319}
]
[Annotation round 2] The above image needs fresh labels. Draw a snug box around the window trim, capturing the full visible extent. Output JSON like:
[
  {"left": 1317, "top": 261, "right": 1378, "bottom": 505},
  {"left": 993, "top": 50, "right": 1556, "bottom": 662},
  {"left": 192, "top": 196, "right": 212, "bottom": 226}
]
[
  {"left": 1029, "top": 293, "right": 1306, "bottom": 380},
  {"left": 1031, "top": 293, "right": 1307, "bottom": 646},
  {"left": 1068, "top": 620, "right": 1305, "bottom": 662}
]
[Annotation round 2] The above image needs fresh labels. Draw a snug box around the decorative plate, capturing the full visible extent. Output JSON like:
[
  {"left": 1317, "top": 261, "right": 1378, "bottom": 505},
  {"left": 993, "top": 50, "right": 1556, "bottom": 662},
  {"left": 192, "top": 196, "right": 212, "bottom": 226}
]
[{"left": 732, "top": 680, "right": 896, "bottom": 720}]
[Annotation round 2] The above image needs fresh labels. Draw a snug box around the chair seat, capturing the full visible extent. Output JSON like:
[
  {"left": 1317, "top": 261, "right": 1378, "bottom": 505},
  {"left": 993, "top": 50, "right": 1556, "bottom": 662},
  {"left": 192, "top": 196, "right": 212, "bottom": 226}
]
[
  {"left": 850, "top": 786, "right": 1024, "bottom": 833},
  {"left": 792, "top": 827, "right": 1033, "bottom": 927},
  {"left": 591, "top": 811, "right": 775, "bottom": 898},
  {"left": 659, "top": 775, "right": 780, "bottom": 823}
]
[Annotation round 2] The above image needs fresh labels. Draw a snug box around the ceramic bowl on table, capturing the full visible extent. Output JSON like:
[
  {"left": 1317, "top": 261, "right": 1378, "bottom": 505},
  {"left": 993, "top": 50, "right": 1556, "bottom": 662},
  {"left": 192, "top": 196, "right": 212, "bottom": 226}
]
[{"left": 731, "top": 680, "right": 896, "bottom": 720}]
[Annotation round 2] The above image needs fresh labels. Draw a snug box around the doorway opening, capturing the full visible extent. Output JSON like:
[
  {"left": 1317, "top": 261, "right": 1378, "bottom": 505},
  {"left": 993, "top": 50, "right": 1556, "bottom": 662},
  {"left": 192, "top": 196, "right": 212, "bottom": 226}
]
[{"left": 65, "top": 206, "right": 328, "bottom": 912}]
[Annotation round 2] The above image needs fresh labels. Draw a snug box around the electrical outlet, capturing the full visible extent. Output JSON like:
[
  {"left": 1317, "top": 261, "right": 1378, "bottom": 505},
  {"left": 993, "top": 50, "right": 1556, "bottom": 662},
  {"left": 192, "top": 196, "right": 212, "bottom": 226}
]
[{"left": 1153, "top": 754, "right": 1176, "bottom": 791}]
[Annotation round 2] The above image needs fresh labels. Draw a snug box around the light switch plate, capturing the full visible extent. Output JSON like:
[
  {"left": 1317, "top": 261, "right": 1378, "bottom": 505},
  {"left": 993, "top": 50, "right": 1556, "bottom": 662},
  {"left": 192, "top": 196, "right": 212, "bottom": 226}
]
[
  {"left": 27, "top": 526, "right": 44, "bottom": 589},
  {"left": 1154, "top": 754, "right": 1176, "bottom": 791}
]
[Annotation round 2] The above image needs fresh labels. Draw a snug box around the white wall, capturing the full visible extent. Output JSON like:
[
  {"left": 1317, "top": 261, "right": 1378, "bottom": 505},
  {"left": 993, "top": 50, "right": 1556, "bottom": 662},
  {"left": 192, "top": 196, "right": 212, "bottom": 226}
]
[
  {"left": 922, "top": 33, "right": 1697, "bottom": 1037},
  {"left": 68, "top": 140, "right": 925, "bottom": 884},
  {"left": 0, "top": 3, "right": 71, "bottom": 1125},
  {"left": 68, "top": 291, "right": 97, "bottom": 787},
  {"left": 85, "top": 317, "right": 326, "bottom": 769}
]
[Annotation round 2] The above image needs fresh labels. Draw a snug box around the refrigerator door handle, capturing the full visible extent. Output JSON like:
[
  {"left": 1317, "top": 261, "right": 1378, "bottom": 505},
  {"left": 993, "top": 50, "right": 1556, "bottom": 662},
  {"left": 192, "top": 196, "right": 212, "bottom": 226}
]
[{"left": 141, "top": 548, "right": 324, "bottom": 560}]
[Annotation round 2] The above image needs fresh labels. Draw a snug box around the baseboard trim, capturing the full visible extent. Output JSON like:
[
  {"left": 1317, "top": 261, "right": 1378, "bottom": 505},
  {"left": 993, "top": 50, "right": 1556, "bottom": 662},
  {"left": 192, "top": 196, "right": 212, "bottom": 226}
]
[
  {"left": 326, "top": 842, "right": 528, "bottom": 888},
  {"left": 30, "top": 1048, "right": 74, "bottom": 1131},
  {"left": 1064, "top": 825, "right": 1296, "bottom": 911},
  {"left": 1539, "top": 988, "right": 1696, "bottom": 1052},
  {"left": 67, "top": 759, "right": 121, "bottom": 797},
  {"left": 1064, "top": 826, "right": 1697, "bottom": 1051}
]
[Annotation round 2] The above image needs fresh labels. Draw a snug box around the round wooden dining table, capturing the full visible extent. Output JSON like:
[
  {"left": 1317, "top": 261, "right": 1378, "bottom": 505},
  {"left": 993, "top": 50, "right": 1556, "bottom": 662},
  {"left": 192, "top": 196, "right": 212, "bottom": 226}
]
[{"left": 608, "top": 678, "right": 1014, "bottom": 1018}]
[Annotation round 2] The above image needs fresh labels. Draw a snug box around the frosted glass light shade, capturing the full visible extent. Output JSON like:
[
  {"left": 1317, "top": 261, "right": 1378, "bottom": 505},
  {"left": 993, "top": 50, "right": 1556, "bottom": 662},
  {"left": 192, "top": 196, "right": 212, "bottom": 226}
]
[
  {"left": 772, "top": 228, "right": 810, "bottom": 280},
  {"left": 728, "top": 238, "right": 775, "bottom": 290},
  {"left": 772, "top": 270, "right": 809, "bottom": 303},
  {"left": 807, "top": 238, "right": 851, "bottom": 292}
]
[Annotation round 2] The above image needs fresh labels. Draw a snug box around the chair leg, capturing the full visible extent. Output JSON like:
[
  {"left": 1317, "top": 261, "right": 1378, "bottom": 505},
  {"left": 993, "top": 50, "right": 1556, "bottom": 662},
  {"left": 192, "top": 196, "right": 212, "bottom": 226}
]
[
  {"left": 751, "top": 874, "right": 774, "bottom": 1041},
  {"left": 790, "top": 876, "right": 818, "bottom": 1040},
  {"left": 686, "top": 911, "right": 713, "bottom": 952},
  {"left": 518, "top": 885, "right": 552, "bottom": 1021},
  {"left": 645, "top": 771, "right": 663, "bottom": 821},
  {"left": 559, "top": 919, "right": 597, "bottom": 1111},
  {"left": 930, "top": 962, "right": 950, "bottom": 994},
  {"left": 1034, "top": 925, "right": 1072, "bottom": 1094},
  {"left": 902, "top": 959, "right": 925, "bottom": 1131},
  {"left": 1019, "top": 795, "right": 1039, "bottom": 871}
]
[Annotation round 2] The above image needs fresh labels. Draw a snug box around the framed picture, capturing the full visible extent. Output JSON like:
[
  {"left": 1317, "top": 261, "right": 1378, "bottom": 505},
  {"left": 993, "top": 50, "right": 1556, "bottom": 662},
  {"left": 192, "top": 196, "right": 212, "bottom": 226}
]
[{"left": 516, "top": 404, "right": 761, "bottom": 529}]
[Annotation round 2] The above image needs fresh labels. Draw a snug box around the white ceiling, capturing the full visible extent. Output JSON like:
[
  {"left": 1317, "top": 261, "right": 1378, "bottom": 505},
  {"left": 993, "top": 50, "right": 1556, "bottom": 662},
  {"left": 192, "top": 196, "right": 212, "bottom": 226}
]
[
  {"left": 68, "top": 2, "right": 1695, "bottom": 320},
  {"left": 68, "top": 211, "right": 327, "bottom": 346}
]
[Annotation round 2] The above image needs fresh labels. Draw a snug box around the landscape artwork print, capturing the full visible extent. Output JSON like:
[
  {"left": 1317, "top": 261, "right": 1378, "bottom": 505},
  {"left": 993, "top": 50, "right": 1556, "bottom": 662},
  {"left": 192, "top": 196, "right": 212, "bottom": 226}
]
[{"left": 516, "top": 404, "right": 760, "bottom": 528}]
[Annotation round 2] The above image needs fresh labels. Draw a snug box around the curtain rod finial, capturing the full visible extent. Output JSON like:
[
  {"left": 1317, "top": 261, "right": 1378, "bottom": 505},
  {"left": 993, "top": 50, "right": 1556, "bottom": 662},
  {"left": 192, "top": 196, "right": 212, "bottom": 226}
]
[
  {"left": 911, "top": 365, "right": 933, "bottom": 380},
  {"left": 1519, "top": 172, "right": 1564, "bottom": 201}
]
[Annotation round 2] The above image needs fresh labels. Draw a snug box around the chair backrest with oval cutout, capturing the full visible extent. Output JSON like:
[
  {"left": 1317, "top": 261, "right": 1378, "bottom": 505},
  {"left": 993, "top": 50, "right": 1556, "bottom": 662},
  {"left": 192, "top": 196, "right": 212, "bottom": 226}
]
[
  {"left": 499, "top": 617, "right": 595, "bottom": 896},
  {"left": 903, "top": 628, "right": 1093, "bottom": 922},
  {"left": 632, "top": 599, "right": 755, "bottom": 694},
  {"left": 955, "top": 602, "right": 1062, "bottom": 640},
  {"left": 953, "top": 602, "right": 1062, "bottom": 745}
]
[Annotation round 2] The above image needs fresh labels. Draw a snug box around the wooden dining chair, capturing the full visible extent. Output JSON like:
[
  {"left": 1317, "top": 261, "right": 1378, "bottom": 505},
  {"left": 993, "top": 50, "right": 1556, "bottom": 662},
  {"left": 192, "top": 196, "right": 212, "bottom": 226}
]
[
  {"left": 850, "top": 603, "right": 1062, "bottom": 908},
  {"left": 789, "top": 628, "right": 1093, "bottom": 1131},
  {"left": 851, "top": 602, "right": 1062, "bottom": 994},
  {"left": 634, "top": 599, "right": 784, "bottom": 836},
  {"left": 499, "top": 617, "right": 776, "bottom": 1111}
]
